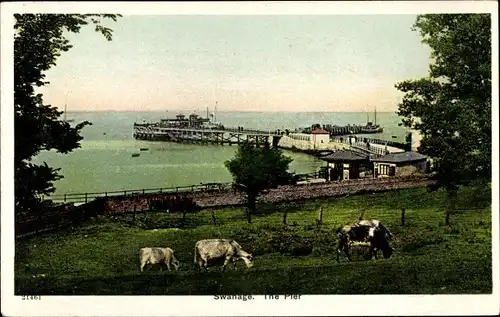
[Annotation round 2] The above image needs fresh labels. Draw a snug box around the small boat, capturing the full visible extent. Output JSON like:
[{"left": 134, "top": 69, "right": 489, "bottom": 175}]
[
  {"left": 316, "top": 150, "right": 334, "bottom": 157},
  {"left": 131, "top": 153, "right": 140, "bottom": 157},
  {"left": 360, "top": 107, "right": 383, "bottom": 134},
  {"left": 140, "top": 148, "right": 149, "bottom": 151}
]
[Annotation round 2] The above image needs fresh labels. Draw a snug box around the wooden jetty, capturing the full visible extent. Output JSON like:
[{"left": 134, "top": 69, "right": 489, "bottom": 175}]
[{"left": 133, "top": 124, "right": 283, "bottom": 147}]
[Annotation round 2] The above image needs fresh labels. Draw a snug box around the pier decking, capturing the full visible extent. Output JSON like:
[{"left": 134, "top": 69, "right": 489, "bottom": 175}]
[{"left": 134, "top": 124, "right": 283, "bottom": 147}]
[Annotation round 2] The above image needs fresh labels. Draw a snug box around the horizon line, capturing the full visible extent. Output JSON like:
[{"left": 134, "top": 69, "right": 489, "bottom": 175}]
[{"left": 66, "top": 109, "right": 399, "bottom": 113}]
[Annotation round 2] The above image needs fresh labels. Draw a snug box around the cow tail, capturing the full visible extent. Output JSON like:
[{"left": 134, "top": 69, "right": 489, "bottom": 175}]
[{"left": 358, "top": 210, "right": 365, "bottom": 221}]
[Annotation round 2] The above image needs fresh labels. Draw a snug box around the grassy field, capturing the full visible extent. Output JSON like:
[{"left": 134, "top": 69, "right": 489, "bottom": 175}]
[{"left": 15, "top": 186, "right": 492, "bottom": 295}]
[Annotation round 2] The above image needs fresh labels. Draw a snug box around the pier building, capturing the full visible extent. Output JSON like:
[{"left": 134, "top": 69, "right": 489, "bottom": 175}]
[
  {"left": 372, "top": 151, "right": 428, "bottom": 178},
  {"left": 319, "top": 150, "right": 371, "bottom": 181},
  {"left": 310, "top": 129, "right": 330, "bottom": 149}
]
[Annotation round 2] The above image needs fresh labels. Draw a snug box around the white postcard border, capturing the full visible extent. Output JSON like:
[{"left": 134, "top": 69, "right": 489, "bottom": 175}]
[{"left": 1, "top": 1, "right": 499, "bottom": 316}]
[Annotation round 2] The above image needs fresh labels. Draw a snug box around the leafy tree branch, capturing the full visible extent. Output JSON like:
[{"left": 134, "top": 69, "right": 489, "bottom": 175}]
[{"left": 15, "top": 14, "right": 121, "bottom": 213}]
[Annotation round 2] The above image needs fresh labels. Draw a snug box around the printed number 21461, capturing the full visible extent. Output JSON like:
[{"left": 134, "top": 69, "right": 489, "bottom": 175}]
[{"left": 21, "top": 295, "right": 41, "bottom": 300}]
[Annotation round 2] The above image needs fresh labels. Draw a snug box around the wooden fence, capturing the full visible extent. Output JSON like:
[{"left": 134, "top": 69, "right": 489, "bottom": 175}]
[
  {"left": 41, "top": 172, "right": 323, "bottom": 204},
  {"left": 42, "top": 182, "right": 233, "bottom": 204}
]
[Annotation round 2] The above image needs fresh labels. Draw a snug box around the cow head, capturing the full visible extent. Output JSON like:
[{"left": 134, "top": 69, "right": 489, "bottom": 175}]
[
  {"left": 238, "top": 251, "right": 254, "bottom": 269},
  {"left": 382, "top": 246, "right": 394, "bottom": 259},
  {"left": 172, "top": 258, "right": 180, "bottom": 270}
]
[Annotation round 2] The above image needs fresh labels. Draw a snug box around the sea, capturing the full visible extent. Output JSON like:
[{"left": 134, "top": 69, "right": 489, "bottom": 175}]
[{"left": 33, "top": 111, "right": 408, "bottom": 197}]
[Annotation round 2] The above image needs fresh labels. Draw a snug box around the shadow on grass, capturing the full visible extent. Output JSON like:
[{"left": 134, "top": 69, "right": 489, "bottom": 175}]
[{"left": 17, "top": 255, "right": 492, "bottom": 296}]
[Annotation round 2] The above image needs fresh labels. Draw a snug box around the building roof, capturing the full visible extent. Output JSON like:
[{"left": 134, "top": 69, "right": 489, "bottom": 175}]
[
  {"left": 319, "top": 150, "right": 369, "bottom": 162},
  {"left": 311, "top": 129, "right": 330, "bottom": 135},
  {"left": 371, "top": 151, "right": 428, "bottom": 163}
]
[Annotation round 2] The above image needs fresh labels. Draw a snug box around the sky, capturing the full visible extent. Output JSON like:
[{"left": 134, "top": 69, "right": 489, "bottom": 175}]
[{"left": 38, "top": 15, "right": 432, "bottom": 113}]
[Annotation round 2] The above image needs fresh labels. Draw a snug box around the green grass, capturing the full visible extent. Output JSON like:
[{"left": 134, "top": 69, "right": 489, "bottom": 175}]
[{"left": 15, "top": 186, "right": 492, "bottom": 295}]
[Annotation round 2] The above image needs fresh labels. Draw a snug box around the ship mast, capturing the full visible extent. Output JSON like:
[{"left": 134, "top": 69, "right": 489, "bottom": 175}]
[
  {"left": 374, "top": 107, "right": 377, "bottom": 126},
  {"left": 214, "top": 101, "right": 218, "bottom": 122}
]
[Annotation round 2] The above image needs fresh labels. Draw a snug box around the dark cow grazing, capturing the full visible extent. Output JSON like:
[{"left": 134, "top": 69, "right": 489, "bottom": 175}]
[
  {"left": 336, "top": 219, "right": 394, "bottom": 262},
  {"left": 194, "top": 239, "right": 254, "bottom": 271}
]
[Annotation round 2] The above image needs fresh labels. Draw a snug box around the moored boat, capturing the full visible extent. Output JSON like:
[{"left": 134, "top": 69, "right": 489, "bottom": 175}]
[{"left": 360, "top": 107, "right": 383, "bottom": 134}]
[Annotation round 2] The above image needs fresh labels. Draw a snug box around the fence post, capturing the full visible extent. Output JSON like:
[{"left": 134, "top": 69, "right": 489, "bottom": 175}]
[
  {"left": 316, "top": 207, "right": 324, "bottom": 228},
  {"left": 142, "top": 189, "right": 145, "bottom": 194},
  {"left": 105, "top": 192, "right": 108, "bottom": 198},
  {"left": 64, "top": 194, "right": 67, "bottom": 202},
  {"left": 211, "top": 210, "right": 217, "bottom": 225},
  {"left": 85, "top": 193, "right": 88, "bottom": 204},
  {"left": 124, "top": 190, "right": 127, "bottom": 196}
]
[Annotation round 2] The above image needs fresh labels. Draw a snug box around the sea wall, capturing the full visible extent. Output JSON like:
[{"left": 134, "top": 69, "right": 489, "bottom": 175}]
[
  {"left": 190, "top": 177, "right": 435, "bottom": 208},
  {"left": 99, "top": 176, "right": 435, "bottom": 212},
  {"left": 278, "top": 135, "right": 349, "bottom": 151}
]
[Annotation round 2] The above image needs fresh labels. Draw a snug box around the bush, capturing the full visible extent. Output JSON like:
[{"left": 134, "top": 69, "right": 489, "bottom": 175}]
[{"left": 400, "top": 232, "right": 445, "bottom": 252}]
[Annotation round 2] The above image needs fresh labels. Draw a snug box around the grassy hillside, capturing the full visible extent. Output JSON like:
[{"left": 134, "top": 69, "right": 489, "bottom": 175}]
[{"left": 15, "top": 186, "right": 492, "bottom": 295}]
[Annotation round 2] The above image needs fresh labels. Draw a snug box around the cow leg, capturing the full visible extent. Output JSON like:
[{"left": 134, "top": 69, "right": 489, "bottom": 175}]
[
  {"left": 166, "top": 262, "right": 171, "bottom": 271},
  {"left": 368, "top": 245, "right": 375, "bottom": 260},
  {"left": 202, "top": 257, "right": 208, "bottom": 271},
  {"left": 222, "top": 255, "right": 232, "bottom": 271},
  {"left": 141, "top": 259, "right": 151, "bottom": 272},
  {"left": 336, "top": 240, "right": 344, "bottom": 262},
  {"left": 232, "top": 259, "right": 237, "bottom": 270},
  {"left": 344, "top": 246, "right": 352, "bottom": 261}
]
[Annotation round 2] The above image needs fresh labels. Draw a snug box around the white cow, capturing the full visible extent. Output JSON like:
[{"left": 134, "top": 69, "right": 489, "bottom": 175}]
[
  {"left": 194, "top": 239, "right": 253, "bottom": 271},
  {"left": 139, "top": 247, "right": 180, "bottom": 272}
]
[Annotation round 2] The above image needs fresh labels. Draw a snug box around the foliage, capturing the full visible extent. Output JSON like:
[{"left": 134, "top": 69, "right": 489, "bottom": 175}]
[
  {"left": 224, "top": 142, "right": 294, "bottom": 223},
  {"left": 395, "top": 14, "right": 491, "bottom": 192},
  {"left": 14, "top": 14, "right": 121, "bottom": 213}
]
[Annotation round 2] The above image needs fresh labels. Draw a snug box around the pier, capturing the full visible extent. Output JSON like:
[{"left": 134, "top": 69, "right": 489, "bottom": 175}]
[{"left": 133, "top": 124, "right": 283, "bottom": 147}]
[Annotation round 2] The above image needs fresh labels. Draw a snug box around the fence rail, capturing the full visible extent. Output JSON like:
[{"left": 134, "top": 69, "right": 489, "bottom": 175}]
[
  {"left": 331, "top": 136, "right": 408, "bottom": 150},
  {"left": 42, "top": 171, "right": 327, "bottom": 204},
  {"left": 42, "top": 182, "right": 234, "bottom": 204}
]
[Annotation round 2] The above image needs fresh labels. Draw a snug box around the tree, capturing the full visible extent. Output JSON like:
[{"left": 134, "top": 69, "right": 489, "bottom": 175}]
[
  {"left": 395, "top": 14, "right": 491, "bottom": 224},
  {"left": 14, "top": 14, "right": 121, "bottom": 214},
  {"left": 311, "top": 123, "right": 321, "bottom": 130},
  {"left": 225, "top": 142, "right": 294, "bottom": 223}
]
